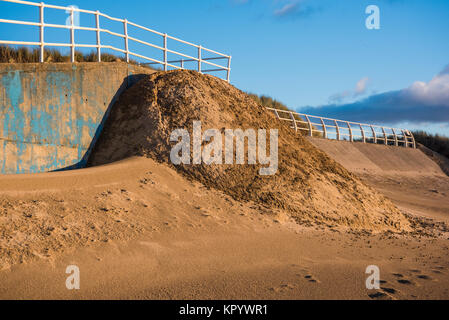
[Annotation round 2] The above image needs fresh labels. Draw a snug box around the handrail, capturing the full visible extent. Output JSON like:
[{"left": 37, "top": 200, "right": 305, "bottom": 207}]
[
  {"left": 0, "top": 0, "right": 232, "bottom": 82},
  {"left": 266, "top": 107, "right": 416, "bottom": 148}
]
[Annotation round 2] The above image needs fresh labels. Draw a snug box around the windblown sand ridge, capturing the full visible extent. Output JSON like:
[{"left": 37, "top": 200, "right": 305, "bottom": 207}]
[
  {"left": 89, "top": 70, "right": 411, "bottom": 232},
  {"left": 1, "top": 71, "right": 448, "bottom": 300}
]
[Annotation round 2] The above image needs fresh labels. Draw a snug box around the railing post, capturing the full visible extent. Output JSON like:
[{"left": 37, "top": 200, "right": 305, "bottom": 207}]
[
  {"left": 95, "top": 11, "right": 101, "bottom": 62},
  {"left": 39, "top": 2, "right": 44, "bottom": 63},
  {"left": 359, "top": 124, "right": 366, "bottom": 143},
  {"left": 381, "top": 127, "right": 388, "bottom": 145},
  {"left": 410, "top": 131, "right": 416, "bottom": 149},
  {"left": 392, "top": 128, "right": 399, "bottom": 147},
  {"left": 163, "top": 33, "right": 167, "bottom": 71},
  {"left": 70, "top": 7, "right": 75, "bottom": 63},
  {"left": 402, "top": 130, "right": 408, "bottom": 148},
  {"left": 335, "top": 120, "right": 340, "bottom": 141},
  {"left": 305, "top": 115, "right": 313, "bottom": 137},
  {"left": 198, "top": 45, "right": 202, "bottom": 73},
  {"left": 347, "top": 122, "right": 353, "bottom": 142},
  {"left": 226, "top": 56, "right": 232, "bottom": 82},
  {"left": 371, "top": 126, "right": 377, "bottom": 144},
  {"left": 320, "top": 118, "right": 327, "bottom": 139},
  {"left": 123, "top": 19, "right": 129, "bottom": 63},
  {"left": 274, "top": 109, "right": 280, "bottom": 119},
  {"left": 290, "top": 112, "right": 298, "bottom": 133},
  {"left": 180, "top": 59, "right": 184, "bottom": 69}
]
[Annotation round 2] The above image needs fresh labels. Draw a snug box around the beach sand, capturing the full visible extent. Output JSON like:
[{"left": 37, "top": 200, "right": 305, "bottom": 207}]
[{"left": 0, "top": 156, "right": 448, "bottom": 300}]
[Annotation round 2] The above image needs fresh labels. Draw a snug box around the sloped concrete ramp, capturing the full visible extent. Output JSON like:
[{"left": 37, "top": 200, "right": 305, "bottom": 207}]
[
  {"left": 308, "top": 137, "right": 449, "bottom": 223},
  {"left": 307, "top": 137, "right": 445, "bottom": 177}
]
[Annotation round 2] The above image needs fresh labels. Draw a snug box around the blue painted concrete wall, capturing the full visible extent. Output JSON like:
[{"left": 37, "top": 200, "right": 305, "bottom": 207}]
[{"left": 0, "top": 62, "right": 154, "bottom": 174}]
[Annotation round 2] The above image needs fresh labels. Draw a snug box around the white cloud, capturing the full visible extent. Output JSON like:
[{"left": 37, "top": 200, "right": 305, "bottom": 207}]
[
  {"left": 301, "top": 64, "right": 449, "bottom": 125},
  {"left": 406, "top": 71, "right": 449, "bottom": 107},
  {"left": 355, "top": 77, "right": 369, "bottom": 96},
  {"left": 274, "top": 2, "right": 300, "bottom": 17},
  {"left": 272, "top": 0, "right": 319, "bottom": 20},
  {"left": 329, "top": 77, "right": 370, "bottom": 103}
]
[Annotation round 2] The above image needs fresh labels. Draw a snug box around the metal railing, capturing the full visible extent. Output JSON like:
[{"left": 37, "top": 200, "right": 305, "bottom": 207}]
[
  {"left": 0, "top": 0, "right": 232, "bottom": 81},
  {"left": 267, "top": 108, "right": 416, "bottom": 148}
]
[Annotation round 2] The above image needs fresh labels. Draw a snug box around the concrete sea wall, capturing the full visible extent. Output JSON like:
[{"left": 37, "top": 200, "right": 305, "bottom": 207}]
[
  {"left": 0, "top": 62, "right": 155, "bottom": 174},
  {"left": 307, "top": 137, "right": 445, "bottom": 177}
]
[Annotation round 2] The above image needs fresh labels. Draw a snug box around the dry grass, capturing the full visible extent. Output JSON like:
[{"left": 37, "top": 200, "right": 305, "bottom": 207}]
[
  {"left": 0, "top": 45, "right": 140, "bottom": 64},
  {"left": 248, "top": 93, "right": 323, "bottom": 137},
  {"left": 248, "top": 93, "right": 291, "bottom": 112}
]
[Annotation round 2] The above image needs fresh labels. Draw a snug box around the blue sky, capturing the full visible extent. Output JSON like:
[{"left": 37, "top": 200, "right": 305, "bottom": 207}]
[{"left": 1, "top": 0, "right": 448, "bottom": 135}]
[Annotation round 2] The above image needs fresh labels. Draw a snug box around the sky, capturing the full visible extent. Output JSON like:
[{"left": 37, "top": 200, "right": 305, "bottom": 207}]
[{"left": 1, "top": 0, "right": 448, "bottom": 135}]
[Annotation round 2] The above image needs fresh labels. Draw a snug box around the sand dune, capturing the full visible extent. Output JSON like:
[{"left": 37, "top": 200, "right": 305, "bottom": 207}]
[
  {"left": 0, "top": 71, "right": 448, "bottom": 300},
  {"left": 0, "top": 156, "right": 448, "bottom": 300},
  {"left": 89, "top": 70, "right": 411, "bottom": 233}
]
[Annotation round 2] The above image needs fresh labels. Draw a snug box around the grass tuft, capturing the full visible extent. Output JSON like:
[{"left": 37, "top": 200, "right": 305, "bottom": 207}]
[
  {"left": 0, "top": 45, "right": 140, "bottom": 64},
  {"left": 248, "top": 93, "right": 323, "bottom": 137}
]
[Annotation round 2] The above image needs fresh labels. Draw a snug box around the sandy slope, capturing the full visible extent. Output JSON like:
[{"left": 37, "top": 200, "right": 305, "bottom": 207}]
[
  {"left": 0, "top": 71, "right": 448, "bottom": 300},
  {"left": 88, "top": 70, "right": 410, "bottom": 233},
  {"left": 358, "top": 174, "right": 449, "bottom": 224},
  {"left": 306, "top": 137, "right": 449, "bottom": 225},
  {"left": 0, "top": 156, "right": 448, "bottom": 300}
]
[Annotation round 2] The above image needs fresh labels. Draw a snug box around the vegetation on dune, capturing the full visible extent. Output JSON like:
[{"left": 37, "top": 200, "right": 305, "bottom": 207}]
[
  {"left": 413, "top": 130, "right": 449, "bottom": 159},
  {"left": 248, "top": 93, "right": 323, "bottom": 137},
  {"left": 248, "top": 93, "right": 291, "bottom": 112},
  {"left": 0, "top": 45, "right": 141, "bottom": 64}
]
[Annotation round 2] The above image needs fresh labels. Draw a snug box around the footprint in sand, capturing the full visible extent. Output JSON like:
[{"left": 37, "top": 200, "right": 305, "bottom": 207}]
[
  {"left": 293, "top": 267, "right": 321, "bottom": 284},
  {"left": 304, "top": 275, "right": 320, "bottom": 284},
  {"left": 381, "top": 287, "right": 398, "bottom": 295},
  {"left": 269, "top": 283, "right": 296, "bottom": 293},
  {"left": 367, "top": 283, "right": 400, "bottom": 300},
  {"left": 368, "top": 292, "right": 394, "bottom": 300},
  {"left": 394, "top": 271, "right": 433, "bottom": 285},
  {"left": 416, "top": 275, "right": 433, "bottom": 281},
  {"left": 281, "top": 284, "right": 295, "bottom": 289},
  {"left": 392, "top": 273, "right": 404, "bottom": 278},
  {"left": 432, "top": 270, "right": 442, "bottom": 274}
]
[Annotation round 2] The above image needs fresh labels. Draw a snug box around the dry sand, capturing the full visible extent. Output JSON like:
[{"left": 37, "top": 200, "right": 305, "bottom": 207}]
[
  {"left": 306, "top": 137, "right": 449, "bottom": 225},
  {"left": 0, "top": 71, "right": 448, "bottom": 300},
  {"left": 89, "top": 70, "right": 410, "bottom": 233},
  {"left": 0, "top": 156, "right": 448, "bottom": 300}
]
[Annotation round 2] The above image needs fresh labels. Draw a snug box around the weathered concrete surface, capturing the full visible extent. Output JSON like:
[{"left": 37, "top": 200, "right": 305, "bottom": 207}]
[
  {"left": 307, "top": 137, "right": 446, "bottom": 177},
  {"left": 0, "top": 62, "right": 155, "bottom": 174}
]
